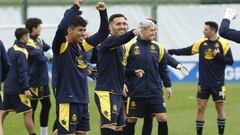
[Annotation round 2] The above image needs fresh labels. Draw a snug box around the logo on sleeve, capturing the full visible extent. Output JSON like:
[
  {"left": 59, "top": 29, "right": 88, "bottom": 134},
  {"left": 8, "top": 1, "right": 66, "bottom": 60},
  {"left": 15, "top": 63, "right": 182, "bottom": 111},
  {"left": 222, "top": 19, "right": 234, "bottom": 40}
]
[{"left": 150, "top": 45, "right": 157, "bottom": 53}]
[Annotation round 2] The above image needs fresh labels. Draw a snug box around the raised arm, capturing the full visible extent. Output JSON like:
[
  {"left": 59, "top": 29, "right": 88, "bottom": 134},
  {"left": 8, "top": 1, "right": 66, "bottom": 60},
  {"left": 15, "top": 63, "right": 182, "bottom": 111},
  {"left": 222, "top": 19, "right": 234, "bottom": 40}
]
[
  {"left": 219, "top": 19, "right": 240, "bottom": 43},
  {"left": 83, "top": 2, "right": 109, "bottom": 49},
  {"left": 52, "top": 1, "right": 81, "bottom": 54},
  {"left": 101, "top": 30, "right": 141, "bottom": 49},
  {"left": 219, "top": 8, "right": 240, "bottom": 43}
]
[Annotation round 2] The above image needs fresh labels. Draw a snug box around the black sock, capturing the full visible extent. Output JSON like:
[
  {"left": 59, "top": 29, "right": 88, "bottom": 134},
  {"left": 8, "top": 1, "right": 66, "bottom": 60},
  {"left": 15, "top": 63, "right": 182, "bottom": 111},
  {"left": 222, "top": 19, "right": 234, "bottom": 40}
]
[
  {"left": 217, "top": 119, "right": 225, "bottom": 135},
  {"left": 115, "top": 131, "right": 123, "bottom": 135},
  {"left": 101, "top": 128, "right": 115, "bottom": 135},
  {"left": 123, "top": 122, "right": 136, "bottom": 135},
  {"left": 142, "top": 115, "right": 153, "bottom": 135},
  {"left": 196, "top": 121, "right": 204, "bottom": 135},
  {"left": 158, "top": 121, "right": 168, "bottom": 135}
]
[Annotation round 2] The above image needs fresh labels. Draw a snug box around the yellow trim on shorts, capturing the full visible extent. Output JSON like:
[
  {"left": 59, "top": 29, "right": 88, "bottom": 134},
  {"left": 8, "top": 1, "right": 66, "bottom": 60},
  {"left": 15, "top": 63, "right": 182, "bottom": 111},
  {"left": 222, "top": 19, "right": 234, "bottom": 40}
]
[
  {"left": 126, "top": 97, "right": 130, "bottom": 115},
  {"left": 19, "top": 94, "right": 31, "bottom": 108},
  {"left": 59, "top": 103, "right": 70, "bottom": 131},
  {"left": 1, "top": 109, "right": 15, "bottom": 112},
  {"left": 17, "top": 109, "right": 32, "bottom": 114},
  {"left": 95, "top": 91, "right": 111, "bottom": 121}
]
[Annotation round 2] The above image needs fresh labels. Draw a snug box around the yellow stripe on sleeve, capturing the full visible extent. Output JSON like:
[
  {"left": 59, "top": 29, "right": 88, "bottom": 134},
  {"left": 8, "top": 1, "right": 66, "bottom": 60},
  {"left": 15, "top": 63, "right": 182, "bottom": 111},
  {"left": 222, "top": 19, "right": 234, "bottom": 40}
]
[
  {"left": 151, "top": 41, "right": 165, "bottom": 63},
  {"left": 60, "top": 41, "right": 68, "bottom": 54},
  {"left": 191, "top": 38, "right": 207, "bottom": 54},
  {"left": 27, "top": 39, "right": 38, "bottom": 49},
  {"left": 82, "top": 39, "right": 94, "bottom": 52},
  {"left": 13, "top": 45, "right": 29, "bottom": 60},
  {"left": 122, "top": 39, "right": 137, "bottom": 66}
]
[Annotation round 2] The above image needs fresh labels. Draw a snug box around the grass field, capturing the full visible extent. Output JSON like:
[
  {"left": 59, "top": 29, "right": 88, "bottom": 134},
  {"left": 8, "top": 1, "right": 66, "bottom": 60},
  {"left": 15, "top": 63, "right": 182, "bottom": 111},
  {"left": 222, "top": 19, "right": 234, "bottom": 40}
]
[{"left": 2, "top": 82, "right": 240, "bottom": 135}]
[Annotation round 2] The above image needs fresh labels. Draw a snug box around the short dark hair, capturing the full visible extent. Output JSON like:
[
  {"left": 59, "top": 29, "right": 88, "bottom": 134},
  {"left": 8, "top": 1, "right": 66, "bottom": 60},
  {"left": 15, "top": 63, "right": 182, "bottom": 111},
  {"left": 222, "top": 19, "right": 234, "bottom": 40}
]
[
  {"left": 147, "top": 18, "right": 157, "bottom": 24},
  {"left": 68, "top": 16, "right": 88, "bottom": 28},
  {"left": 25, "top": 18, "right": 42, "bottom": 33},
  {"left": 15, "top": 28, "right": 29, "bottom": 40},
  {"left": 205, "top": 21, "right": 218, "bottom": 33},
  {"left": 109, "top": 14, "right": 127, "bottom": 22}
]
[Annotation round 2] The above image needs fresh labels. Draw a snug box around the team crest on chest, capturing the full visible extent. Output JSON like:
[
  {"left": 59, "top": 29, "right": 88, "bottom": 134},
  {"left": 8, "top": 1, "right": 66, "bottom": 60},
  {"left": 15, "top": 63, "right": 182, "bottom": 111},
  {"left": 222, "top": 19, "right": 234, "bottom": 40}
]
[
  {"left": 75, "top": 55, "right": 87, "bottom": 69},
  {"left": 150, "top": 44, "right": 157, "bottom": 53},
  {"left": 204, "top": 48, "right": 214, "bottom": 60},
  {"left": 133, "top": 45, "right": 140, "bottom": 55}
]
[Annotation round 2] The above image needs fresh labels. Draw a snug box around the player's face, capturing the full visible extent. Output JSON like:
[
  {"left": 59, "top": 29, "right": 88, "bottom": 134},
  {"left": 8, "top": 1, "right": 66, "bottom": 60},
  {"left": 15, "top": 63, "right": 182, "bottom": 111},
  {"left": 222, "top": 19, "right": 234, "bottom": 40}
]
[
  {"left": 203, "top": 25, "right": 214, "bottom": 38},
  {"left": 109, "top": 17, "right": 128, "bottom": 36},
  {"left": 22, "top": 33, "right": 29, "bottom": 44},
  {"left": 32, "top": 25, "right": 42, "bottom": 36},
  {"left": 69, "top": 26, "right": 87, "bottom": 43},
  {"left": 141, "top": 25, "right": 156, "bottom": 41}
]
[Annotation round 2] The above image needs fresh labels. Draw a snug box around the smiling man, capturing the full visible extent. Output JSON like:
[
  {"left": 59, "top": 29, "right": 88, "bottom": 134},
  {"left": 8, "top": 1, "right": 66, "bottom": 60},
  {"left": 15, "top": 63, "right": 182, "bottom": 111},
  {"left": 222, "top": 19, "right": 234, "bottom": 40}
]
[{"left": 52, "top": 0, "right": 109, "bottom": 134}]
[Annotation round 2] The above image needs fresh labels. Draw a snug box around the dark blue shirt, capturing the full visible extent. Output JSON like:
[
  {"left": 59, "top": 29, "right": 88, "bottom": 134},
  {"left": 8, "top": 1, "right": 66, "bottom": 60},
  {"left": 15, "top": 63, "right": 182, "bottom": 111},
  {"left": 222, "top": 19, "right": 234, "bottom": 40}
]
[
  {"left": 95, "top": 30, "right": 136, "bottom": 95},
  {"left": 52, "top": 4, "right": 109, "bottom": 103},
  {"left": 168, "top": 37, "right": 233, "bottom": 86},
  {"left": 27, "top": 35, "right": 50, "bottom": 87},
  {"left": 4, "top": 40, "right": 29, "bottom": 94},
  {"left": 123, "top": 38, "right": 171, "bottom": 97}
]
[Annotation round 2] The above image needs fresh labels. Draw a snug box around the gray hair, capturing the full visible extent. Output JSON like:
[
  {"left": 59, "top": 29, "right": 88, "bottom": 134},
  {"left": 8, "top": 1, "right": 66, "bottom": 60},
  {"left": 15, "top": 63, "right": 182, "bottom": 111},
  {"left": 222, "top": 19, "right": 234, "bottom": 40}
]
[{"left": 138, "top": 20, "right": 155, "bottom": 29}]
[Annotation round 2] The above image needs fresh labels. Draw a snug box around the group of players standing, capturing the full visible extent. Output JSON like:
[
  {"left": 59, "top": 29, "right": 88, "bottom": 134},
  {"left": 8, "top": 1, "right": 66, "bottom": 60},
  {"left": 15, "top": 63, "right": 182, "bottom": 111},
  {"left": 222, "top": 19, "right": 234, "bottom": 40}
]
[{"left": 0, "top": 0, "right": 239, "bottom": 135}]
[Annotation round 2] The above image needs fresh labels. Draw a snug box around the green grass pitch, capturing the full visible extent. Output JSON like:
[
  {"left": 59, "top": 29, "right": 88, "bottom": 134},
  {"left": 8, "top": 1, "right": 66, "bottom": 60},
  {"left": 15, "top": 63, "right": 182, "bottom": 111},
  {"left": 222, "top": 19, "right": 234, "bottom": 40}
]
[{"left": 2, "top": 82, "right": 240, "bottom": 135}]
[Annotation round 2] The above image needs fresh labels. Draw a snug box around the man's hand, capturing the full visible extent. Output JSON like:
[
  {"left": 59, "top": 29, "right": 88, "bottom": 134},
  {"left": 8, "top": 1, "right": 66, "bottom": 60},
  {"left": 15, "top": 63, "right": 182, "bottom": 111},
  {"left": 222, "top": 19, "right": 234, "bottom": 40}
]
[
  {"left": 213, "top": 48, "right": 220, "bottom": 56},
  {"left": 96, "top": 2, "right": 106, "bottom": 11},
  {"left": 123, "top": 84, "right": 128, "bottom": 97},
  {"left": 24, "top": 90, "right": 33, "bottom": 98},
  {"left": 74, "top": 0, "right": 82, "bottom": 7},
  {"left": 166, "top": 87, "right": 173, "bottom": 100},
  {"left": 135, "top": 69, "right": 144, "bottom": 78},
  {"left": 176, "top": 64, "right": 189, "bottom": 76},
  {"left": 224, "top": 8, "right": 238, "bottom": 21},
  {"left": 133, "top": 29, "right": 143, "bottom": 37}
]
